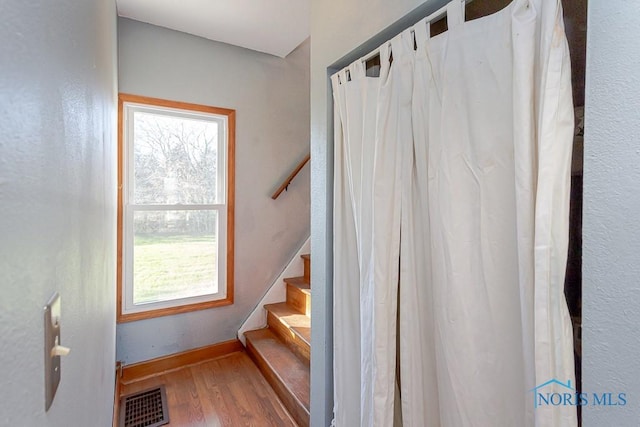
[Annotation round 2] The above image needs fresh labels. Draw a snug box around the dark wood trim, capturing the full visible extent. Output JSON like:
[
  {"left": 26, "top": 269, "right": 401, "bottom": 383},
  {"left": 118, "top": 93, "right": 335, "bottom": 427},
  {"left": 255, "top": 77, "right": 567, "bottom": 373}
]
[
  {"left": 271, "top": 153, "right": 310, "bottom": 199},
  {"left": 117, "top": 298, "right": 234, "bottom": 323},
  {"left": 227, "top": 110, "right": 236, "bottom": 305},
  {"left": 116, "top": 93, "right": 236, "bottom": 323},
  {"left": 118, "top": 93, "right": 236, "bottom": 116},
  {"left": 112, "top": 362, "right": 122, "bottom": 427},
  {"left": 121, "top": 339, "right": 243, "bottom": 384}
]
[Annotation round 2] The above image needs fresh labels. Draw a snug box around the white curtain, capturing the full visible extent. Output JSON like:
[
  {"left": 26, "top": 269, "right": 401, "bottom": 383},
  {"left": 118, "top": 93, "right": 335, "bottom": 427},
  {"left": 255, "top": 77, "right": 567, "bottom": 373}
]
[{"left": 332, "top": 0, "right": 576, "bottom": 426}]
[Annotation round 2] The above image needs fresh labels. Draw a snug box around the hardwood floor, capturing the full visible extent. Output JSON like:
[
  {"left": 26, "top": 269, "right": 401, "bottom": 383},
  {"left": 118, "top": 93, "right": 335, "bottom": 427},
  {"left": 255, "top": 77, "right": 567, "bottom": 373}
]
[{"left": 119, "top": 351, "right": 297, "bottom": 426}]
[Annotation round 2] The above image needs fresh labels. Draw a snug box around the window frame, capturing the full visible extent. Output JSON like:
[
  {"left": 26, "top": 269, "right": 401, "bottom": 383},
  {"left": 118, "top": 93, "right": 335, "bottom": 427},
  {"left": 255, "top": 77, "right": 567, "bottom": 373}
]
[{"left": 117, "top": 93, "right": 235, "bottom": 323}]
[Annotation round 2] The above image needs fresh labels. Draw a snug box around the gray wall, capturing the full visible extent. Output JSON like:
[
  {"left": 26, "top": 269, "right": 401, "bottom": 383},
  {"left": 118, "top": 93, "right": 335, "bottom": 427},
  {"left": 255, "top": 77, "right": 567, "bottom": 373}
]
[
  {"left": 582, "top": 1, "right": 640, "bottom": 425},
  {"left": 309, "top": 0, "right": 450, "bottom": 424},
  {"left": 0, "top": 0, "right": 117, "bottom": 426},
  {"left": 117, "top": 18, "right": 310, "bottom": 364}
]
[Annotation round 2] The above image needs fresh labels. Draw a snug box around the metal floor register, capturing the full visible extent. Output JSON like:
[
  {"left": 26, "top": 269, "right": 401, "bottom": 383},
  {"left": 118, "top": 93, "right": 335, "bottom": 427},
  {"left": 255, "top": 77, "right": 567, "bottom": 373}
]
[{"left": 119, "top": 386, "right": 169, "bottom": 427}]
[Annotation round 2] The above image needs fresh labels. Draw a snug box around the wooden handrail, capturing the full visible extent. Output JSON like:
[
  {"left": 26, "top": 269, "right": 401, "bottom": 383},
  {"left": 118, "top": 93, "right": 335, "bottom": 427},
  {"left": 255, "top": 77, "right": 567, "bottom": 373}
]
[{"left": 271, "top": 153, "right": 310, "bottom": 199}]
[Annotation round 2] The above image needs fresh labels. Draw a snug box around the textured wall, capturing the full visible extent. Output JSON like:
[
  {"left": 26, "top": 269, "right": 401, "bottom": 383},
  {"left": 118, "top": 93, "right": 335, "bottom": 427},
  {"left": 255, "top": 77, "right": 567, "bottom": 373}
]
[
  {"left": 117, "top": 18, "right": 310, "bottom": 364},
  {"left": 0, "top": 0, "right": 118, "bottom": 425},
  {"left": 582, "top": 1, "right": 640, "bottom": 424}
]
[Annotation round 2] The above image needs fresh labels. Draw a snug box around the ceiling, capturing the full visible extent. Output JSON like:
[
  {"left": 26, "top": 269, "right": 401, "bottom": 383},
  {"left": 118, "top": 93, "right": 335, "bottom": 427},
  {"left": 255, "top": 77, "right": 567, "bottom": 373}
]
[
  {"left": 116, "top": 0, "right": 585, "bottom": 103},
  {"left": 116, "top": 0, "right": 310, "bottom": 58}
]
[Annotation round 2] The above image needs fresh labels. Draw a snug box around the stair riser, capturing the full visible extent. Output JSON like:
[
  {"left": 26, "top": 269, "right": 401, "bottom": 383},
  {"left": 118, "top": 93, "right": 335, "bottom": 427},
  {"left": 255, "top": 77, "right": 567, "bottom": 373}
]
[
  {"left": 267, "top": 312, "right": 310, "bottom": 365},
  {"left": 245, "top": 338, "right": 310, "bottom": 427},
  {"left": 286, "top": 284, "right": 311, "bottom": 316},
  {"left": 303, "top": 257, "right": 310, "bottom": 283}
]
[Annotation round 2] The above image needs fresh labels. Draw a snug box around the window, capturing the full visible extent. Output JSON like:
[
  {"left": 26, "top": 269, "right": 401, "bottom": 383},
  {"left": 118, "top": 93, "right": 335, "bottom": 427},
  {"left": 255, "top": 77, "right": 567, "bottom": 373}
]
[{"left": 117, "top": 94, "right": 235, "bottom": 322}]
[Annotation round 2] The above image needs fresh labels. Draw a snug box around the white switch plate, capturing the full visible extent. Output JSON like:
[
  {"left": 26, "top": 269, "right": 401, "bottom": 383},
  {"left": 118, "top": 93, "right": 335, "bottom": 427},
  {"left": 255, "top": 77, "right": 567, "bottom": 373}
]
[{"left": 44, "top": 293, "right": 61, "bottom": 411}]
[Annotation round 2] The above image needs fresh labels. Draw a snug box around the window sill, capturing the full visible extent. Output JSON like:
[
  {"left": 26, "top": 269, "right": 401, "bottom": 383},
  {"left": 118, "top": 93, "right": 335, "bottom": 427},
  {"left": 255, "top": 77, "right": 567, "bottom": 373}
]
[{"left": 117, "top": 296, "right": 233, "bottom": 323}]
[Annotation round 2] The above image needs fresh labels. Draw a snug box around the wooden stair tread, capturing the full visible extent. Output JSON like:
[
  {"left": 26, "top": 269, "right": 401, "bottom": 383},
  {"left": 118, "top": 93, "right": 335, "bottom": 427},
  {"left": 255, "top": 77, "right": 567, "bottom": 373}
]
[
  {"left": 265, "top": 302, "right": 311, "bottom": 345},
  {"left": 241, "top": 254, "right": 312, "bottom": 426},
  {"left": 244, "top": 328, "right": 310, "bottom": 426}
]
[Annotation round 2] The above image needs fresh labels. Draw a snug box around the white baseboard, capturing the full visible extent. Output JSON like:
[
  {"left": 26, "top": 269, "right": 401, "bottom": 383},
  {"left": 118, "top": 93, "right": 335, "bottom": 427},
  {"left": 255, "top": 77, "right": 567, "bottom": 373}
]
[{"left": 237, "top": 237, "right": 310, "bottom": 345}]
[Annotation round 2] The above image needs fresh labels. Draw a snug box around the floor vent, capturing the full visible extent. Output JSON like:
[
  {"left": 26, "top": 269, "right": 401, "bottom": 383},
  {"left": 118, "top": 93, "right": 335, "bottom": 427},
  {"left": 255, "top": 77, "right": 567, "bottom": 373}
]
[{"left": 119, "top": 385, "right": 169, "bottom": 427}]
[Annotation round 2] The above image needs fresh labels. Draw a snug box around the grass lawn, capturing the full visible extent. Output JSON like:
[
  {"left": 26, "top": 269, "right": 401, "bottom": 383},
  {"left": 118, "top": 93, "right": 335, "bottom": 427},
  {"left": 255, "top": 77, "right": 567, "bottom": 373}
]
[{"left": 133, "top": 234, "right": 218, "bottom": 304}]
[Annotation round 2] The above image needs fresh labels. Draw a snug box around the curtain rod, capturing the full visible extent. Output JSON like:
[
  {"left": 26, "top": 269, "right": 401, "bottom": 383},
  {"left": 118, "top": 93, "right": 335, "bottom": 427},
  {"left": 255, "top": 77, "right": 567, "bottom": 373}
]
[{"left": 359, "top": 0, "right": 472, "bottom": 65}]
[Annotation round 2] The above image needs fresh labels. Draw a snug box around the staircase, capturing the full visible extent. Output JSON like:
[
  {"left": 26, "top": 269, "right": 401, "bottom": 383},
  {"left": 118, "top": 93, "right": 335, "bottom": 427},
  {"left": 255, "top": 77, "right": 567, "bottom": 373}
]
[{"left": 244, "top": 254, "right": 311, "bottom": 427}]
